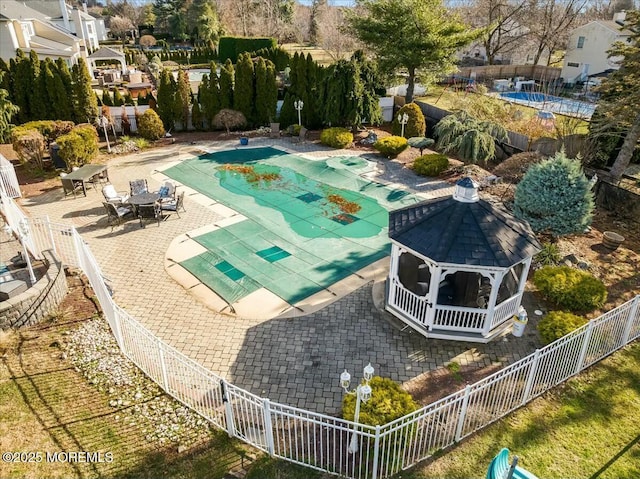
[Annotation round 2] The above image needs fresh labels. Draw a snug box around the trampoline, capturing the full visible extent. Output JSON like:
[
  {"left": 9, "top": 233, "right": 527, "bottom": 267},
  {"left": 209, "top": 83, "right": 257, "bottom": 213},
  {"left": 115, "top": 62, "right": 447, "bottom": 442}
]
[{"left": 164, "top": 147, "right": 421, "bottom": 305}]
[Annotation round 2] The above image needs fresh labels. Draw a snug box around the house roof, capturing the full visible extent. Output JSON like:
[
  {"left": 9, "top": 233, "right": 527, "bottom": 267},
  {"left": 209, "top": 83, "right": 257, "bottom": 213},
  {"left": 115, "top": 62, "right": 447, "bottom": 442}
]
[
  {"left": 389, "top": 195, "right": 541, "bottom": 268},
  {"left": 0, "top": 0, "right": 50, "bottom": 21},
  {"left": 575, "top": 19, "right": 633, "bottom": 36},
  {"left": 88, "top": 46, "right": 126, "bottom": 60}
]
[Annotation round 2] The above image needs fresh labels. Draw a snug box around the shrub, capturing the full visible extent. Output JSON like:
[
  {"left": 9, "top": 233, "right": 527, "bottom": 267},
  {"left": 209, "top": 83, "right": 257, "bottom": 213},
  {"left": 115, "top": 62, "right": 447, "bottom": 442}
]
[
  {"left": 533, "top": 266, "right": 607, "bottom": 313},
  {"left": 392, "top": 103, "right": 426, "bottom": 138},
  {"left": 514, "top": 151, "right": 594, "bottom": 236},
  {"left": 213, "top": 109, "right": 247, "bottom": 134},
  {"left": 57, "top": 125, "right": 98, "bottom": 168},
  {"left": 320, "top": 127, "right": 353, "bottom": 149},
  {"left": 412, "top": 153, "right": 449, "bottom": 177},
  {"left": 373, "top": 136, "right": 408, "bottom": 158},
  {"left": 11, "top": 129, "right": 46, "bottom": 170},
  {"left": 492, "top": 151, "right": 544, "bottom": 183},
  {"left": 342, "top": 377, "right": 418, "bottom": 426},
  {"left": 13, "top": 120, "right": 75, "bottom": 143},
  {"left": 286, "top": 123, "right": 302, "bottom": 136},
  {"left": 538, "top": 311, "right": 588, "bottom": 344},
  {"left": 137, "top": 109, "right": 165, "bottom": 140},
  {"left": 535, "top": 242, "right": 562, "bottom": 266}
]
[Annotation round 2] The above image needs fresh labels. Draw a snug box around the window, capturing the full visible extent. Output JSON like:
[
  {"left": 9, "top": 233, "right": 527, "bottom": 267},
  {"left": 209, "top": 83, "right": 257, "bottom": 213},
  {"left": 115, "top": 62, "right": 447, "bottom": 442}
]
[
  {"left": 567, "top": 62, "right": 580, "bottom": 67},
  {"left": 20, "top": 22, "right": 34, "bottom": 38},
  {"left": 577, "top": 36, "right": 585, "bottom": 48}
]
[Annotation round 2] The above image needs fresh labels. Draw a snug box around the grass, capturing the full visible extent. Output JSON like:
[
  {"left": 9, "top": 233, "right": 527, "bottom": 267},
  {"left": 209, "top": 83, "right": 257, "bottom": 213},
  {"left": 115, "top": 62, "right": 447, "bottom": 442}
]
[{"left": 0, "top": 290, "right": 249, "bottom": 479}]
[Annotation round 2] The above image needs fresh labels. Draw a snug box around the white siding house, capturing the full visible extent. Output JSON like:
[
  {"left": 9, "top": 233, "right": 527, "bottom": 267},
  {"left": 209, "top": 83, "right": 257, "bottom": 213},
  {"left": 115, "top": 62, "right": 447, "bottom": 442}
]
[
  {"left": 561, "top": 12, "right": 631, "bottom": 83},
  {"left": 0, "top": 0, "right": 84, "bottom": 67}
]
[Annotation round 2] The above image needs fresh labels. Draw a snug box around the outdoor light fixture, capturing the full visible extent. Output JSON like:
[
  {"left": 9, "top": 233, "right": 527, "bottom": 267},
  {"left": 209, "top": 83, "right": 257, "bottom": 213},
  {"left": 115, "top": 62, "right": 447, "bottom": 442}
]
[
  {"left": 340, "top": 362, "right": 375, "bottom": 454},
  {"left": 397, "top": 113, "right": 409, "bottom": 137},
  {"left": 294, "top": 99, "right": 304, "bottom": 126}
]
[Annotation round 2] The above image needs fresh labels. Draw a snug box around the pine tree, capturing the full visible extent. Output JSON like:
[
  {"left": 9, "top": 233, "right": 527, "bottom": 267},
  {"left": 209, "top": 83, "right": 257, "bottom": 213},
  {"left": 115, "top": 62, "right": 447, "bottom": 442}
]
[
  {"left": 157, "top": 69, "right": 178, "bottom": 130},
  {"left": 176, "top": 69, "right": 192, "bottom": 130},
  {"left": 233, "top": 53, "right": 254, "bottom": 125},
  {"left": 102, "top": 89, "right": 113, "bottom": 106},
  {"left": 514, "top": 151, "right": 594, "bottom": 236},
  {"left": 44, "top": 59, "right": 71, "bottom": 121},
  {"left": 0, "top": 71, "right": 19, "bottom": 143},
  {"left": 71, "top": 58, "right": 99, "bottom": 123},
  {"left": 113, "top": 87, "right": 125, "bottom": 106},
  {"left": 219, "top": 59, "right": 234, "bottom": 110}
]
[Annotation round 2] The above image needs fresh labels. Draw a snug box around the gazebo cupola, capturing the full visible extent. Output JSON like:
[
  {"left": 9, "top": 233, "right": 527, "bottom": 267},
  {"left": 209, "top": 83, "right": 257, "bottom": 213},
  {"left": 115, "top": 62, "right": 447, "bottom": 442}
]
[{"left": 386, "top": 177, "right": 541, "bottom": 343}]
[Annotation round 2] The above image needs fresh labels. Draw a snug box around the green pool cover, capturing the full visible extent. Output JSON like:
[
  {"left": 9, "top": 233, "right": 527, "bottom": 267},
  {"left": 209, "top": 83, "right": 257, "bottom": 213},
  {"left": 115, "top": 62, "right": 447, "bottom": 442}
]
[{"left": 165, "top": 147, "right": 421, "bottom": 304}]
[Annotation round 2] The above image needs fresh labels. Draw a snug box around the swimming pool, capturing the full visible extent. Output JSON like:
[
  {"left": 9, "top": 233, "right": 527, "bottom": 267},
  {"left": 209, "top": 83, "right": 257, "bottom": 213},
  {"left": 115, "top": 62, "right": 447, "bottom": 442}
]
[
  {"left": 499, "top": 91, "right": 596, "bottom": 118},
  {"left": 163, "top": 147, "right": 421, "bottom": 305}
]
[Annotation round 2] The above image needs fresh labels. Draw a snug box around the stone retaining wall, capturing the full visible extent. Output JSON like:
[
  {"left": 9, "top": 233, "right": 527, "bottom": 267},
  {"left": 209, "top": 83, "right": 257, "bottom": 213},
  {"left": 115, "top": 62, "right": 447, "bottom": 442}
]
[{"left": 0, "top": 250, "right": 68, "bottom": 330}]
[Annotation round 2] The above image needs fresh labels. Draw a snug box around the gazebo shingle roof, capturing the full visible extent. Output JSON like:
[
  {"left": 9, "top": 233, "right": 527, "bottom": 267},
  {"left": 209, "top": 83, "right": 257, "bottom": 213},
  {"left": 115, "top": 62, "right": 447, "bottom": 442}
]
[{"left": 389, "top": 196, "right": 541, "bottom": 268}]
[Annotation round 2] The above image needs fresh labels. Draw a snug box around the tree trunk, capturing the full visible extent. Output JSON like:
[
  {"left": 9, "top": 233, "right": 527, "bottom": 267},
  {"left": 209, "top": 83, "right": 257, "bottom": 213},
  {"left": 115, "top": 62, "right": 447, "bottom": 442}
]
[
  {"left": 405, "top": 67, "right": 415, "bottom": 104},
  {"left": 609, "top": 112, "right": 640, "bottom": 181}
]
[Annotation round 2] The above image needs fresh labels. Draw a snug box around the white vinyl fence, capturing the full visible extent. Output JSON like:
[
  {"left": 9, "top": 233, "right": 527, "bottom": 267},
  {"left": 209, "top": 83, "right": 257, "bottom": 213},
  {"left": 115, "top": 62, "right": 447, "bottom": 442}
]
[
  {"left": 0, "top": 153, "right": 21, "bottom": 198},
  {"left": 2, "top": 189, "right": 639, "bottom": 479}
]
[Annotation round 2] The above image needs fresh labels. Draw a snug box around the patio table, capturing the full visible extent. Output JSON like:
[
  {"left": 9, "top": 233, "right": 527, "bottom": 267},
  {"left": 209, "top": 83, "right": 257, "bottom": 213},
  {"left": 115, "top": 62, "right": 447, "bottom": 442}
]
[{"left": 64, "top": 164, "right": 109, "bottom": 197}]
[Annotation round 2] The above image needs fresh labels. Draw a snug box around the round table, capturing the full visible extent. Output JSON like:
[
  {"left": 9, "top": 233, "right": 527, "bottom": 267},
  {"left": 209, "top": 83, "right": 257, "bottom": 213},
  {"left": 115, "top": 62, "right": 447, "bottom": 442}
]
[{"left": 128, "top": 192, "right": 160, "bottom": 205}]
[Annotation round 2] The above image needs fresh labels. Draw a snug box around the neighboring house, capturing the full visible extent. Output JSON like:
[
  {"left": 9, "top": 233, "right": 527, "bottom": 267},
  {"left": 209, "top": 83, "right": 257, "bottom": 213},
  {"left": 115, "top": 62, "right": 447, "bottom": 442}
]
[
  {"left": 0, "top": 0, "right": 85, "bottom": 67},
  {"left": 561, "top": 12, "right": 631, "bottom": 84}
]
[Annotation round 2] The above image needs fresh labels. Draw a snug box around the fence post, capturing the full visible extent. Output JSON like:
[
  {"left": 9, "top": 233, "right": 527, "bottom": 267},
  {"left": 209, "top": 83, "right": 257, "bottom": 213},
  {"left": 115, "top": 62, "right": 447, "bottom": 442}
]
[
  {"left": 220, "top": 379, "right": 235, "bottom": 437},
  {"left": 72, "top": 229, "right": 84, "bottom": 270},
  {"left": 621, "top": 296, "right": 640, "bottom": 345},
  {"left": 45, "top": 216, "right": 58, "bottom": 256},
  {"left": 455, "top": 385, "right": 472, "bottom": 442},
  {"left": 158, "top": 339, "right": 170, "bottom": 391},
  {"left": 371, "top": 425, "right": 381, "bottom": 479},
  {"left": 575, "top": 321, "right": 595, "bottom": 375},
  {"left": 110, "top": 307, "right": 125, "bottom": 352},
  {"left": 262, "top": 399, "right": 275, "bottom": 455},
  {"left": 522, "top": 349, "right": 541, "bottom": 406}
]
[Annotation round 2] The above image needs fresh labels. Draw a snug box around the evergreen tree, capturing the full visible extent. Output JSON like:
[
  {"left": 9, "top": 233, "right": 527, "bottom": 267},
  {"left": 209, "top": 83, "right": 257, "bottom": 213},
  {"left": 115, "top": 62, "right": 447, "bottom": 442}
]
[
  {"left": 191, "top": 97, "right": 203, "bottom": 130},
  {"left": 219, "top": 59, "right": 234, "bottom": 110},
  {"left": 514, "top": 151, "right": 594, "bottom": 236},
  {"left": 124, "top": 91, "right": 134, "bottom": 105},
  {"left": 71, "top": 59, "right": 99, "bottom": 123},
  {"left": 353, "top": 51, "right": 383, "bottom": 127},
  {"left": 255, "top": 57, "right": 275, "bottom": 126},
  {"left": 279, "top": 91, "right": 296, "bottom": 128},
  {"left": 302, "top": 53, "right": 319, "bottom": 128},
  {"left": 265, "top": 61, "right": 278, "bottom": 124},
  {"left": 13, "top": 50, "right": 33, "bottom": 123},
  {"left": 55, "top": 58, "right": 74, "bottom": 102},
  {"left": 323, "top": 59, "right": 364, "bottom": 129},
  {"left": 44, "top": 59, "right": 71, "bottom": 121},
  {"left": 102, "top": 89, "right": 113, "bottom": 106},
  {"left": 234, "top": 53, "right": 255, "bottom": 125},
  {"left": 0, "top": 71, "right": 19, "bottom": 143},
  {"left": 157, "top": 69, "right": 178, "bottom": 130},
  {"left": 33, "top": 61, "right": 50, "bottom": 120},
  {"left": 288, "top": 52, "right": 299, "bottom": 97},
  {"left": 198, "top": 73, "right": 211, "bottom": 129},
  {"left": 176, "top": 68, "right": 192, "bottom": 130},
  {"left": 113, "top": 87, "right": 125, "bottom": 106}
]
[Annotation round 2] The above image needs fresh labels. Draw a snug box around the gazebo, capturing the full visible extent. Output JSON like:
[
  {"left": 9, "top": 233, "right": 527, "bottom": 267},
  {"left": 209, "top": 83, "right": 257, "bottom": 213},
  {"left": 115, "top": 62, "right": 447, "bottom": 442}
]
[
  {"left": 385, "top": 178, "right": 541, "bottom": 343},
  {"left": 88, "top": 46, "right": 127, "bottom": 74}
]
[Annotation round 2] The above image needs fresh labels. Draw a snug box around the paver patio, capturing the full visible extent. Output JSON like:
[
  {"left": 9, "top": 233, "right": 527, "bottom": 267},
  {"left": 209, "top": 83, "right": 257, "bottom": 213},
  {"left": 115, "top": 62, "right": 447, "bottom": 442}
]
[{"left": 20, "top": 137, "right": 542, "bottom": 415}]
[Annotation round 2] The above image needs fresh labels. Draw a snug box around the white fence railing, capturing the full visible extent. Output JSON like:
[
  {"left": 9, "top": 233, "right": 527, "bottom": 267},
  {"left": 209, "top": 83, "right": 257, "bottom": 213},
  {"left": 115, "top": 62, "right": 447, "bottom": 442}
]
[
  {"left": 1, "top": 190, "right": 639, "bottom": 479},
  {"left": 0, "top": 153, "right": 21, "bottom": 198}
]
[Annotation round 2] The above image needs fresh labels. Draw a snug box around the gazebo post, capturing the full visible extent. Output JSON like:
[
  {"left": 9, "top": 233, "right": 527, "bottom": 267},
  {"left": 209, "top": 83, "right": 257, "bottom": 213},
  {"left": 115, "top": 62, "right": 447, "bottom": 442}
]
[{"left": 483, "top": 272, "right": 502, "bottom": 335}]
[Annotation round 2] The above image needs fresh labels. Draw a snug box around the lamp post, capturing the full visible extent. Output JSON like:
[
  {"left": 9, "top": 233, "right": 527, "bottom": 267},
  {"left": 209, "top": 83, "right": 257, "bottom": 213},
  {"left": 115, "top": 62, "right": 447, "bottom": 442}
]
[
  {"left": 340, "top": 362, "right": 374, "bottom": 454},
  {"left": 294, "top": 99, "right": 304, "bottom": 126},
  {"left": 397, "top": 112, "right": 409, "bottom": 138},
  {"left": 99, "top": 115, "right": 111, "bottom": 153}
]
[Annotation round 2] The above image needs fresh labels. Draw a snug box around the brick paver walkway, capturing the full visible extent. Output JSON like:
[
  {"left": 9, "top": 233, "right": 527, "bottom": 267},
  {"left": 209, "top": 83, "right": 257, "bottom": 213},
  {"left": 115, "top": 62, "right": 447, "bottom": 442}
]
[{"left": 20, "top": 137, "right": 541, "bottom": 415}]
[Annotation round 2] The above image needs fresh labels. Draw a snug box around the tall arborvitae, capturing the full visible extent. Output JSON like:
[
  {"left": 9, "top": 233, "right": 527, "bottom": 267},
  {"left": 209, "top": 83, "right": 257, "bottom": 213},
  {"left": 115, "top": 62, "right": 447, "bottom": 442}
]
[
  {"left": 265, "top": 61, "right": 278, "bottom": 124},
  {"left": 353, "top": 50, "right": 383, "bottom": 127},
  {"left": 254, "top": 57, "right": 271, "bottom": 126},
  {"left": 13, "top": 50, "right": 32, "bottom": 123},
  {"left": 0, "top": 71, "right": 19, "bottom": 143},
  {"left": 102, "top": 89, "right": 113, "bottom": 106},
  {"left": 33, "top": 61, "right": 50, "bottom": 119},
  {"left": 279, "top": 91, "right": 296, "bottom": 128},
  {"left": 113, "top": 87, "right": 125, "bottom": 106},
  {"left": 288, "top": 52, "right": 299, "bottom": 97},
  {"left": 219, "top": 59, "right": 234, "bottom": 110},
  {"left": 55, "top": 58, "right": 74, "bottom": 102},
  {"left": 323, "top": 59, "right": 364, "bottom": 129},
  {"left": 157, "top": 69, "right": 178, "bottom": 131},
  {"left": 303, "top": 53, "right": 320, "bottom": 128},
  {"left": 176, "top": 69, "right": 191, "bottom": 130},
  {"left": 233, "top": 53, "right": 255, "bottom": 125},
  {"left": 191, "top": 95, "right": 203, "bottom": 130},
  {"left": 208, "top": 61, "right": 221, "bottom": 121},
  {"left": 71, "top": 58, "right": 99, "bottom": 123},
  {"left": 44, "top": 59, "right": 71, "bottom": 120},
  {"left": 198, "top": 73, "right": 211, "bottom": 129}
]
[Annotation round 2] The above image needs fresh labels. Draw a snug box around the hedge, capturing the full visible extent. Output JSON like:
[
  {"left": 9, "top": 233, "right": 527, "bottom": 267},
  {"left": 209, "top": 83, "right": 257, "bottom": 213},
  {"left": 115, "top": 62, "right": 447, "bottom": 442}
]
[{"left": 218, "top": 37, "right": 277, "bottom": 64}]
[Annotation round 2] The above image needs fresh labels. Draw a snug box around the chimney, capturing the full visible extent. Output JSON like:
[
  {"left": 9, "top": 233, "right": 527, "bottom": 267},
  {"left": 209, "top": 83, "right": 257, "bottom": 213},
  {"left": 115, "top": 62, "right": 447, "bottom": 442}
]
[{"left": 613, "top": 11, "right": 626, "bottom": 25}]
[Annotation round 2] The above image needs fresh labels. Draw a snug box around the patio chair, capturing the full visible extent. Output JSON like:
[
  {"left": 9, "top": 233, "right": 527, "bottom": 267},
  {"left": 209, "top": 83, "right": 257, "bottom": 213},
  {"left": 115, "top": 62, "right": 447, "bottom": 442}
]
[
  {"left": 61, "top": 174, "right": 83, "bottom": 198},
  {"left": 138, "top": 201, "right": 163, "bottom": 228},
  {"left": 103, "top": 201, "right": 134, "bottom": 230},
  {"left": 102, "top": 184, "right": 130, "bottom": 205},
  {"left": 270, "top": 122, "right": 280, "bottom": 138},
  {"left": 291, "top": 126, "right": 308, "bottom": 144},
  {"left": 158, "top": 181, "right": 176, "bottom": 203},
  {"left": 486, "top": 448, "right": 538, "bottom": 479},
  {"left": 160, "top": 191, "right": 185, "bottom": 218},
  {"left": 129, "top": 178, "right": 149, "bottom": 196}
]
